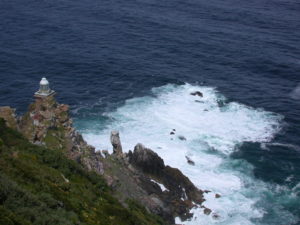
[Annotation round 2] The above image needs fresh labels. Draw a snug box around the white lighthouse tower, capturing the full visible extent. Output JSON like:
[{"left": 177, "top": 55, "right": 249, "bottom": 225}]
[{"left": 34, "top": 77, "right": 55, "bottom": 97}]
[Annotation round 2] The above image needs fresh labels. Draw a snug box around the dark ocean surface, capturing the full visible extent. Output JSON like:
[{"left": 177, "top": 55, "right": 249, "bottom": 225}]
[{"left": 0, "top": 0, "right": 299, "bottom": 224}]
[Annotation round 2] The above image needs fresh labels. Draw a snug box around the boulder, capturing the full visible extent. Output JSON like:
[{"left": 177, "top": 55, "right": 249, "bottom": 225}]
[
  {"left": 203, "top": 207, "right": 212, "bottom": 215},
  {"left": 215, "top": 193, "right": 221, "bottom": 198}
]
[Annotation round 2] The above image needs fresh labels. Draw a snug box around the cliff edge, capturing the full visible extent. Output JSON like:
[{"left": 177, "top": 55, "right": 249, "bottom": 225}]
[{"left": 0, "top": 94, "right": 212, "bottom": 224}]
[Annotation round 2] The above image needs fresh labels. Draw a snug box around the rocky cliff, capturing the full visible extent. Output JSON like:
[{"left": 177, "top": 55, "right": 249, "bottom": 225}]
[{"left": 0, "top": 94, "right": 212, "bottom": 224}]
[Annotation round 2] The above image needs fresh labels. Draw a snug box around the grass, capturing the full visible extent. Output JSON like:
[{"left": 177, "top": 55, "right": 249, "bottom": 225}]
[{"left": 0, "top": 118, "right": 165, "bottom": 225}]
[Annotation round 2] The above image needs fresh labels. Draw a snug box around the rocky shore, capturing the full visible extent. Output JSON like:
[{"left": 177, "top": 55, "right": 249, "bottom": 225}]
[{"left": 0, "top": 93, "right": 213, "bottom": 224}]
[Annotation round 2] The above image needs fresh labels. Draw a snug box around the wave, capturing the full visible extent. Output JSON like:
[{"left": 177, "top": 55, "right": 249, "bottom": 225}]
[
  {"left": 78, "top": 83, "right": 298, "bottom": 225},
  {"left": 290, "top": 84, "right": 300, "bottom": 100},
  {"left": 261, "top": 142, "right": 300, "bottom": 152}
]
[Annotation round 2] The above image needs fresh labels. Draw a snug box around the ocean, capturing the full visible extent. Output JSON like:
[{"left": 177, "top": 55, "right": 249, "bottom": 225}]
[{"left": 0, "top": 0, "right": 299, "bottom": 224}]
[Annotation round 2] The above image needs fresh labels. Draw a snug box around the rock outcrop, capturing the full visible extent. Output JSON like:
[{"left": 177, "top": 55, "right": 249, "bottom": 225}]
[
  {"left": 110, "top": 130, "right": 123, "bottom": 155},
  {"left": 0, "top": 106, "right": 18, "bottom": 130},
  {"left": 130, "top": 144, "right": 203, "bottom": 204},
  {"left": 129, "top": 143, "right": 165, "bottom": 175},
  {"left": 15, "top": 95, "right": 104, "bottom": 174},
  {"left": 101, "top": 143, "right": 205, "bottom": 224}
]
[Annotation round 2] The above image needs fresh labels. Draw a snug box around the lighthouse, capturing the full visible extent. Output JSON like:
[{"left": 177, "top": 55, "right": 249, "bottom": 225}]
[{"left": 34, "top": 77, "right": 55, "bottom": 97}]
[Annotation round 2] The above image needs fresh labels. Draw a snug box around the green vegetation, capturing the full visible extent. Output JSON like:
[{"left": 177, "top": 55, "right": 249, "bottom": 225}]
[
  {"left": 0, "top": 118, "right": 165, "bottom": 225},
  {"left": 44, "top": 127, "right": 66, "bottom": 151}
]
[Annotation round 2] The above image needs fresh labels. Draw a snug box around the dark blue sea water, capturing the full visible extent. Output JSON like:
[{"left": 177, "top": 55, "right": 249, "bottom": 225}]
[{"left": 0, "top": 0, "right": 299, "bottom": 224}]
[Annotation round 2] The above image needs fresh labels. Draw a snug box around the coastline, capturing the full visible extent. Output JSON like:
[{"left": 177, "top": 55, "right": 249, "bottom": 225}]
[{"left": 0, "top": 88, "right": 215, "bottom": 224}]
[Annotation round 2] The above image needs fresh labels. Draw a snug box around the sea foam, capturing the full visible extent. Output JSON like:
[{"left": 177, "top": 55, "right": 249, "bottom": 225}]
[{"left": 80, "top": 84, "right": 298, "bottom": 225}]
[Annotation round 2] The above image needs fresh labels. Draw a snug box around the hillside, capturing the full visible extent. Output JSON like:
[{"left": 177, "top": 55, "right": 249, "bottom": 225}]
[{"left": 0, "top": 118, "right": 164, "bottom": 225}]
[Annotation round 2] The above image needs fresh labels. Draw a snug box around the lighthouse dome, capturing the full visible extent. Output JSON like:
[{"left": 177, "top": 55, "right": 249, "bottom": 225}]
[
  {"left": 40, "top": 77, "right": 49, "bottom": 85},
  {"left": 35, "top": 77, "right": 55, "bottom": 97}
]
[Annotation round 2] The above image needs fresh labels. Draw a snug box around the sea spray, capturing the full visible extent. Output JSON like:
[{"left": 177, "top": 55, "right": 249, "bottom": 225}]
[{"left": 77, "top": 83, "right": 298, "bottom": 225}]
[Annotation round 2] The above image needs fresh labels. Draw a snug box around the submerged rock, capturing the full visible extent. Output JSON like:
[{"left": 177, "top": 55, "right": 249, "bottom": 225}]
[
  {"left": 185, "top": 156, "right": 195, "bottom": 166},
  {"left": 212, "top": 212, "right": 220, "bottom": 219},
  {"left": 190, "top": 91, "right": 203, "bottom": 97},
  {"left": 217, "top": 99, "right": 225, "bottom": 107},
  {"left": 178, "top": 135, "right": 187, "bottom": 141}
]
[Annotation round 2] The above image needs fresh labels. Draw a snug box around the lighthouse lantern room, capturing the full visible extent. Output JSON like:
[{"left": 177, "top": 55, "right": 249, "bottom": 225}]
[{"left": 34, "top": 77, "right": 55, "bottom": 97}]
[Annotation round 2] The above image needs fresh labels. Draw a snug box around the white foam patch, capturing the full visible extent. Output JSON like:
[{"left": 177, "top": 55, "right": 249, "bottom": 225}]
[
  {"left": 79, "top": 84, "right": 298, "bottom": 224},
  {"left": 265, "top": 142, "right": 300, "bottom": 152},
  {"left": 151, "top": 179, "right": 169, "bottom": 192}
]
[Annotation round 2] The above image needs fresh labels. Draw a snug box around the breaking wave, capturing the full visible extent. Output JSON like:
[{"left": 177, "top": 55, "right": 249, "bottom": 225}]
[{"left": 78, "top": 83, "right": 299, "bottom": 225}]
